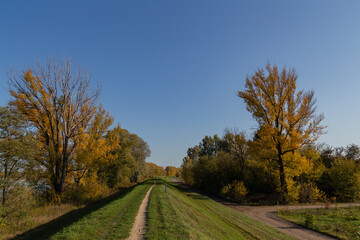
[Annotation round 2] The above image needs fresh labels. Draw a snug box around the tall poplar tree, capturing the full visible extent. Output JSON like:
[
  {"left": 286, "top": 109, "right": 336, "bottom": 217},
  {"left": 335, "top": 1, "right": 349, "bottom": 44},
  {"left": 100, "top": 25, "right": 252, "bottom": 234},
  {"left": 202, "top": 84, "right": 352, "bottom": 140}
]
[{"left": 238, "top": 64, "right": 325, "bottom": 202}]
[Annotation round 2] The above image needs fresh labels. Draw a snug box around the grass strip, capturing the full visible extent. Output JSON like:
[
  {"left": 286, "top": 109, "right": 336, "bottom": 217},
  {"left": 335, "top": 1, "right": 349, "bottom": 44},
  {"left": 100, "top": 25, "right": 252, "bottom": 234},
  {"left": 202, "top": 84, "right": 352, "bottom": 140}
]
[
  {"left": 277, "top": 206, "right": 360, "bottom": 240},
  {"left": 13, "top": 180, "right": 154, "bottom": 240}
]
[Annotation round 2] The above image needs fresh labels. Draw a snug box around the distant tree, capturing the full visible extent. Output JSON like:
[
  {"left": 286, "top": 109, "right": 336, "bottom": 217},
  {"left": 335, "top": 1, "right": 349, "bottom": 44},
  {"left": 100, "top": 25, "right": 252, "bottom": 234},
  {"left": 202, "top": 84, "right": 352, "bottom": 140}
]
[
  {"left": 98, "top": 125, "right": 150, "bottom": 187},
  {"left": 9, "top": 58, "right": 100, "bottom": 196},
  {"left": 181, "top": 156, "right": 194, "bottom": 185},
  {"left": 320, "top": 145, "right": 335, "bottom": 168},
  {"left": 146, "top": 162, "right": 165, "bottom": 177},
  {"left": 132, "top": 137, "right": 151, "bottom": 181},
  {"left": 334, "top": 147, "right": 345, "bottom": 159},
  {"left": 223, "top": 129, "right": 248, "bottom": 174},
  {"left": 345, "top": 144, "right": 360, "bottom": 161},
  {"left": 238, "top": 64, "right": 325, "bottom": 202},
  {"left": 165, "top": 166, "right": 177, "bottom": 176},
  {"left": 199, "top": 135, "right": 223, "bottom": 157}
]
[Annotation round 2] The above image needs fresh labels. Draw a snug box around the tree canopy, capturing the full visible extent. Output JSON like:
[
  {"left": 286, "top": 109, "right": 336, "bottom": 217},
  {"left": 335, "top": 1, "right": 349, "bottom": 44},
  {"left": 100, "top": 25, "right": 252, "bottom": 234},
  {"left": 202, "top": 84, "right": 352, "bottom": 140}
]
[{"left": 237, "top": 64, "right": 325, "bottom": 201}]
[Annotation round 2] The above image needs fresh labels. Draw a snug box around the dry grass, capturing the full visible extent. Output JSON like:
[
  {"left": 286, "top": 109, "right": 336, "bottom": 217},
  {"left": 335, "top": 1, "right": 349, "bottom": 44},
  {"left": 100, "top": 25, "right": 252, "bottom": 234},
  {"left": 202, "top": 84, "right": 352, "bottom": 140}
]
[
  {"left": 1, "top": 204, "right": 79, "bottom": 240},
  {"left": 31, "top": 204, "right": 80, "bottom": 225}
]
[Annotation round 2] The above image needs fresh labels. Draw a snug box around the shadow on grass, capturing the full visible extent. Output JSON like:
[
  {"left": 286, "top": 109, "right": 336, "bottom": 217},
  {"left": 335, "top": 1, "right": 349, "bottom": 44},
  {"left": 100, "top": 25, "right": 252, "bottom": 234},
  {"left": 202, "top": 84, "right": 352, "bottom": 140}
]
[{"left": 12, "top": 180, "right": 154, "bottom": 240}]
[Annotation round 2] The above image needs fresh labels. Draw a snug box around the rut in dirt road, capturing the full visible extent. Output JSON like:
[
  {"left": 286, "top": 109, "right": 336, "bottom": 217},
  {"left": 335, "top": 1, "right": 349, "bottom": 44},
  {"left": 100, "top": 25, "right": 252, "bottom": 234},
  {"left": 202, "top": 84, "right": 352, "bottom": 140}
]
[{"left": 127, "top": 183, "right": 155, "bottom": 240}]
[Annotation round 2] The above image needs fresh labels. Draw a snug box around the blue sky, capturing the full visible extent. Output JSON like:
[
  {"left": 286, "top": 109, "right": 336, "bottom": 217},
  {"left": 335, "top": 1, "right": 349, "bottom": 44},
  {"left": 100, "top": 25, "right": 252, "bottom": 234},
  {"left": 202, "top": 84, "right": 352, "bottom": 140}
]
[{"left": 1, "top": 1, "right": 360, "bottom": 167}]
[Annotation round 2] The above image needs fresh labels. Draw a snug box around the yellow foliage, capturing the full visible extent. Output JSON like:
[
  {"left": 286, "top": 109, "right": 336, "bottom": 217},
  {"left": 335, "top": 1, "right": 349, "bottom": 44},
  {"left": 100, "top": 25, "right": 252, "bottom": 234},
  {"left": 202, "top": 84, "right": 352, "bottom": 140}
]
[
  {"left": 238, "top": 64, "right": 325, "bottom": 201},
  {"left": 220, "top": 180, "right": 247, "bottom": 202},
  {"left": 165, "top": 166, "right": 180, "bottom": 176}
]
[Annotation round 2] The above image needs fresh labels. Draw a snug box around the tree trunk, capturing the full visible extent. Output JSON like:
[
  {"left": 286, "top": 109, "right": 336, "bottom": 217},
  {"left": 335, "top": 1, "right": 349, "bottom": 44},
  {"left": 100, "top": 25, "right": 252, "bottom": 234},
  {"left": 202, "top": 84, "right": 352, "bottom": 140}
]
[
  {"left": 2, "top": 163, "right": 7, "bottom": 207},
  {"left": 2, "top": 186, "right": 6, "bottom": 207},
  {"left": 278, "top": 154, "right": 288, "bottom": 203},
  {"left": 57, "top": 136, "right": 71, "bottom": 194}
]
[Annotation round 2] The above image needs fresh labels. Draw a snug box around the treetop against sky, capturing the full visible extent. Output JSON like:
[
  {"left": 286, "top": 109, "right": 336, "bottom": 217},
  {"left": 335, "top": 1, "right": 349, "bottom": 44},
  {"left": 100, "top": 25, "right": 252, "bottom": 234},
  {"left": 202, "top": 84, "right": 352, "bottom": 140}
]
[{"left": 1, "top": 1, "right": 360, "bottom": 167}]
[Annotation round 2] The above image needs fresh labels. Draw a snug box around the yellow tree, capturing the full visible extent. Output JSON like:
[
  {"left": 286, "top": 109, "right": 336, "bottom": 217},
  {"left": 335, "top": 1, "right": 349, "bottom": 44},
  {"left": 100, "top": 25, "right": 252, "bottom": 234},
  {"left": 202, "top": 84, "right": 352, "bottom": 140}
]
[
  {"left": 165, "top": 166, "right": 177, "bottom": 176},
  {"left": 9, "top": 58, "right": 100, "bottom": 196},
  {"left": 72, "top": 105, "right": 114, "bottom": 185},
  {"left": 238, "top": 64, "right": 325, "bottom": 201}
]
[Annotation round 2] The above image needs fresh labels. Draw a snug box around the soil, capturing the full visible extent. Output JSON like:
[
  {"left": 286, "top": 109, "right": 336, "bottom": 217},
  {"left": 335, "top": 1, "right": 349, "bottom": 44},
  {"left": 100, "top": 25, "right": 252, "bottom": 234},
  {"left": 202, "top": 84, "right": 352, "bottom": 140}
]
[{"left": 127, "top": 183, "right": 155, "bottom": 240}]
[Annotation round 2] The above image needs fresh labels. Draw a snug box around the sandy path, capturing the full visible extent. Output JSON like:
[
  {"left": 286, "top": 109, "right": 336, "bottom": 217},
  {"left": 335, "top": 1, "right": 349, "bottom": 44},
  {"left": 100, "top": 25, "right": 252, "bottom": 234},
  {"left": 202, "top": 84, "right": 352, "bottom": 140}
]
[
  {"left": 127, "top": 183, "right": 155, "bottom": 240},
  {"left": 223, "top": 202, "right": 360, "bottom": 240}
]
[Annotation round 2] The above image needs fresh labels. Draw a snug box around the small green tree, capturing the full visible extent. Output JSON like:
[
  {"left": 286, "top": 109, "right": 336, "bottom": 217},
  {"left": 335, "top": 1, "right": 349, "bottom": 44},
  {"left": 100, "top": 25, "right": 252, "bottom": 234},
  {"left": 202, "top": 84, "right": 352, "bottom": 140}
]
[{"left": 0, "top": 106, "right": 38, "bottom": 210}]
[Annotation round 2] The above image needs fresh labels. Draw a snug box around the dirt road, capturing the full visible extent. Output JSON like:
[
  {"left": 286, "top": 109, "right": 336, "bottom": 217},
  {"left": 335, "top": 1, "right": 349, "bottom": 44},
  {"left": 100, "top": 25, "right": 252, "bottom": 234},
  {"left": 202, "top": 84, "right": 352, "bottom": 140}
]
[
  {"left": 223, "top": 202, "right": 360, "bottom": 240},
  {"left": 127, "top": 183, "right": 155, "bottom": 240}
]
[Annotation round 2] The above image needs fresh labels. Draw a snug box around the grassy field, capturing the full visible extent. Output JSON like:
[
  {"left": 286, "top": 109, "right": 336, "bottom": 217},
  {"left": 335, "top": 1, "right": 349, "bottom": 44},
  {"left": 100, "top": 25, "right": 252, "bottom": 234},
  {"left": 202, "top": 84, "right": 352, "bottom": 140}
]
[
  {"left": 146, "top": 177, "right": 295, "bottom": 240},
  {"left": 12, "top": 180, "right": 154, "bottom": 240},
  {"left": 277, "top": 206, "right": 360, "bottom": 240}
]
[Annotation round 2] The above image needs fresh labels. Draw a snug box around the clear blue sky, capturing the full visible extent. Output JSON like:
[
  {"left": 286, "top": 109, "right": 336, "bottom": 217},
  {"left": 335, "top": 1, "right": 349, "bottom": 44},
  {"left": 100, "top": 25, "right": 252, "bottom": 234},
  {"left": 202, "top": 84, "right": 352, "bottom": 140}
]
[{"left": 1, "top": 1, "right": 360, "bottom": 167}]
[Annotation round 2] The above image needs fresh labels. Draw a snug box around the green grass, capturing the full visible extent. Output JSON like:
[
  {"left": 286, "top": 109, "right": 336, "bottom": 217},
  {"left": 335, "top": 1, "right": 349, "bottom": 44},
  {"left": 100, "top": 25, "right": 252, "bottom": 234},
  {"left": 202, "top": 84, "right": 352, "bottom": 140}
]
[
  {"left": 146, "top": 178, "right": 295, "bottom": 240},
  {"left": 13, "top": 180, "right": 154, "bottom": 240},
  {"left": 277, "top": 206, "right": 360, "bottom": 240}
]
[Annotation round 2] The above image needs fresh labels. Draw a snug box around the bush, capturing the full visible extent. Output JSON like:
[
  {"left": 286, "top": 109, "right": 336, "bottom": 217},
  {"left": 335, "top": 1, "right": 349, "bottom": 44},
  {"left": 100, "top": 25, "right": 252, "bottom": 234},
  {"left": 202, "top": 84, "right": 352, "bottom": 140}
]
[
  {"left": 298, "top": 182, "right": 326, "bottom": 203},
  {"left": 220, "top": 180, "right": 247, "bottom": 202},
  {"left": 232, "top": 181, "right": 248, "bottom": 201},
  {"left": 0, "top": 185, "right": 36, "bottom": 235},
  {"left": 220, "top": 184, "right": 232, "bottom": 196},
  {"left": 305, "top": 214, "right": 316, "bottom": 227},
  {"left": 318, "top": 159, "right": 360, "bottom": 202},
  {"left": 65, "top": 175, "right": 111, "bottom": 204}
]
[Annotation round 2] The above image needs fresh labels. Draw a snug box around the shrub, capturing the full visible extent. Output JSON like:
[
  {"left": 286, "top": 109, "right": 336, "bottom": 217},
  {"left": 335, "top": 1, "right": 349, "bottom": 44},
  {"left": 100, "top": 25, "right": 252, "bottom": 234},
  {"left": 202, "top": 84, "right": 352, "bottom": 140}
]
[
  {"left": 0, "top": 185, "right": 36, "bottom": 235},
  {"left": 220, "top": 180, "right": 247, "bottom": 202},
  {"left": 305, "top": 214, "right": 316, "bottom": 228},
  {"left": 231, "top": 181, "right": 248, "bottom": 202},
  {"left": 298, "top": 182, "right": 326, "bottom": 203},
  {"left": 220, "top": 184, "right": 232, "bottom": 196},
  {"left": 318, "top": 159, "right": 360, "bottom": 202},
  {"left": 65, "top": 175, "right": 110, "bottom": 204}
]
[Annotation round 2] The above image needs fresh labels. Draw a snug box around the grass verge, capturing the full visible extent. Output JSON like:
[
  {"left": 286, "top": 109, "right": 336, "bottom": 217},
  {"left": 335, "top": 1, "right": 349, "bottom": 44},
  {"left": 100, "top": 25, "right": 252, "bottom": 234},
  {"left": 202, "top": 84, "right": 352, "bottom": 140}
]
[
  {"left": 277, "top": 206, "right": 360, "bottom": 240},
  {"left": 1, "top": 204, "right": 79, "bottom": 240},
  {"left": 146, "top": 178, "right": 295, "bottom": 240},
  {"left": 12, "top": 180, "right": 154, "bottom": 240}
]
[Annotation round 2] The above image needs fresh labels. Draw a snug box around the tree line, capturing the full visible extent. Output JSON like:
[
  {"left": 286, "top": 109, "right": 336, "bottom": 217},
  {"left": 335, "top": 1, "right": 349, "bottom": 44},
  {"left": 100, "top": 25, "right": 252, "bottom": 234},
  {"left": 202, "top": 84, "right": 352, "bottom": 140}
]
[
  {"left": 0, "top": 58, "right": 166, "bottom": 233},
  {"left": 182, "top": 64, "right": 360, "bottom": 204}
]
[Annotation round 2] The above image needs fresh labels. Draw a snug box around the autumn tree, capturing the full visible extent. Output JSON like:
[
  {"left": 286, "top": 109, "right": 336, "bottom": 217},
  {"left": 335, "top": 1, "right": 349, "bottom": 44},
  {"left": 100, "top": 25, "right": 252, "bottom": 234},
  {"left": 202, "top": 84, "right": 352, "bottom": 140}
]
[
  {"left": 238, "top": 64, "right": 325, "bottom": 201},
  {"left": 72, "top": 105, "right": 114, "bottom": 185},
  {"left": 165, "top": 166, "right": 177, "bottom": 176},
  {"left": 145, "top": 163, "right": 165, "bottom": 178},
  {"left": 9, "top": 58, "right": 100, "bottom": 196},
  {"left": 97, "top": 125, "right": 151, "bottom": 187}
]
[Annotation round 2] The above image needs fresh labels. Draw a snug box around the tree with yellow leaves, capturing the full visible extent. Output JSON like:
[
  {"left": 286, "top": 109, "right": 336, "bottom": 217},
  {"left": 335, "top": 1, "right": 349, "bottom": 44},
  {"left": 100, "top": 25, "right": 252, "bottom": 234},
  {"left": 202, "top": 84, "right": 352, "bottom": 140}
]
[
  {"left": 72, "top": 105, "right": 114, "bottom": 185},
  {"left": 238, "top": 64, "right": 325, "bottom": 202},
  {"left": 8, "top": 58, "right": 101, "bottom": 196}
]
